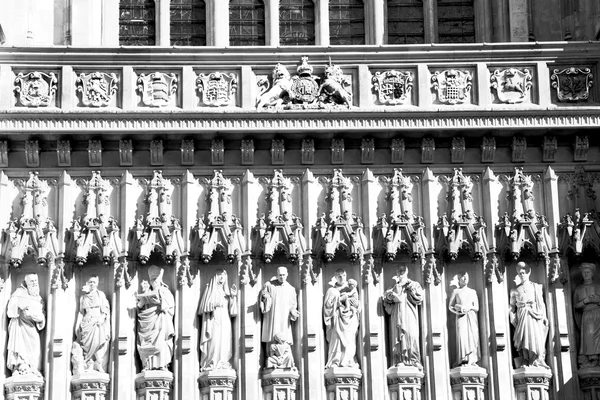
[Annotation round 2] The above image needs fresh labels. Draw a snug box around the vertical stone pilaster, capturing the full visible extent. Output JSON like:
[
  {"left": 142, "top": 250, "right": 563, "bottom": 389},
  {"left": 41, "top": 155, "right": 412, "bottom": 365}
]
[
  {"left": 103, "top": 0, "right": 120, "bottom": 45},
  {"left": 371, "top": 0, "right": 385, "bottom": 45},
  {"left": 265, "top": 0, "right": 280, "bottom": 46},
  {"left": 71, "top": 0, "right": 102, "bottom": 46},
  {"left": 508, "top": 0, "right": 530, "bottom": 41},
  {"left": 0, "top": 65, "right": 13, "bottom": 109},
  {"left": 157, "top": 0, "right": 171, "bottom": 46},
  {"left": 182, "top": 67, "right": 196, "bottom": 110},
  {"left": 212, "top": 0, "right": 229, "bottom": 46},
  {"left": 316, "top": 0, "right": 330, "bottom": 46}
]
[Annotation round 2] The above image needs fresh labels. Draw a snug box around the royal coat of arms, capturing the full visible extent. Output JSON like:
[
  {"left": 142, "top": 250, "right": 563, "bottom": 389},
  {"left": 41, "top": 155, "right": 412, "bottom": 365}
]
[
  {"left": 550, "top": 67, "right": 593, "bottom": 102},
  {"left": 137, "top": 72, "right": 178, "bottom": 107},
  {"left": 197, "top": 72, "right": 238, "bottom": 107},
  {"left": 490, "top": 68, "right": 533, "bottom": 104},
  {"left": 372, "top": 70, "right": 413, "bottom": 105},
  {"left": 76, "top": 72, "right": 119, "bottom": 107},
  {"left": 431, "top": 69, "right": 473, "bottom": 105},
  {"left": 14, "top": 71, "right": 58, "bottom": 107},
  {"left": 289, "top": 56, "right": 320, "bottom": 104}
]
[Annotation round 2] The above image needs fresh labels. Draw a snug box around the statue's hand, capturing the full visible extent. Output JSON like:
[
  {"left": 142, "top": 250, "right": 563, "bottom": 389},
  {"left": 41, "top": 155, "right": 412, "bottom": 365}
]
[{"left": 290, "top": 308, "right": 300, "bottom": 319}]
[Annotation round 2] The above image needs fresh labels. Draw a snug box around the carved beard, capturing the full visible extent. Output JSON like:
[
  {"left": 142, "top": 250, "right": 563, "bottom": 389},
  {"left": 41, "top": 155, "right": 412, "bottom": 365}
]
[{"left": 27, "top": 284, "right": 40, "bottom": 297}]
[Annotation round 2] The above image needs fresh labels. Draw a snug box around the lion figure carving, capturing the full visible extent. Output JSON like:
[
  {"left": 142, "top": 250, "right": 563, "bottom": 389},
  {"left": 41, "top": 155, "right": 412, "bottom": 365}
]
[
  {"left": 318, "top": 63, "right": 352, "bottom": 107},
  {"left": 256, "top": 64, "right": 292, "bottom": 108}
]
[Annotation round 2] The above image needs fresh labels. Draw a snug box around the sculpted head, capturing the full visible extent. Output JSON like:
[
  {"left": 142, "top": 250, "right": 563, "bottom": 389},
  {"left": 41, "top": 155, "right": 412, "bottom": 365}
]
[
  {"left": 24, "top": 273, "right": 39, "bottom": 297},
  {"left": 82, "top": 275, "right": 99, "bottom": 293},
  {"left": 148, "top": 265, "right": 164, "bottom": 287},
  {"left": 334, "top": 269, "right": 347, "bottom": 285},
  {"left": 216, "top": 269, "right": 227, "bottom": 285},
  {"left": 276, "top": 266, "right": 288, "bottom": 284},
  {"left": 457, "top": 271, "right": 469, "bottom": 288},
  {"left": 397, "top": 265, "right": 408, "bottom": 278},
  {"left": 580, "top": 263, "right": 597, "bottom": 282},
  {"left": 516, "top": 262, "right": 531, "bottom": 283}
]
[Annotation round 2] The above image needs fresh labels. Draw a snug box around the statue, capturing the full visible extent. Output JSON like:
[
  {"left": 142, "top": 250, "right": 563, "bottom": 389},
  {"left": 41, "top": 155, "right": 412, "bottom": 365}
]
[
  {"left": 509, "top": 262, "right": 549, "bottom": 368},
  {"left": 198, "top": 269, "right": 238, "bottom": 371},
  {"left": 383, "top": 265, "right": 424, "bottom": 370},
  {"left": 75, "top": 275, "right": 111, "bottom": 373},
  {"left": 266, "top": 332, "right": 295, "bottom": 369},
  {"left": 448, "top": 272, "right": 480, "bottom": 366},
  {"left": 260, "top": 266, "right": 299, "bottom": 367},
  {"left": 7, "top": 273, "right": 46, "bottom": 376},
  {"left": 323, "top": 269, "right": 360, "bottom": 369},
  {"left": 136, "top": 266, "right": 175, "bottom": 371},
  {"left": 573, "top": 262, "right": 600, "bottom": 368}
]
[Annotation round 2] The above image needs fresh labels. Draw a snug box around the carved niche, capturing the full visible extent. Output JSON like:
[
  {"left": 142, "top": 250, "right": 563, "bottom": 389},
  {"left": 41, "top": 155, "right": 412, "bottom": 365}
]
[
  {"left": 550, "top": 67, "right": 593, "bottom": 102},
  {"left": 256, "top": 57, "right": 352, "bottom": 109},
  {"left": 14, "top": 71, "right": 58, "bottom": 107},
  {"left": 191, "top": 171, "right": 245, "bottom": 264},
  {"left": 431, "top": 69, "right": 473, "bottom": 105},
  {"left": 490, "top": 68, "right": 533, "bottom": 104},
  {"left": 130, "top": 171, "right": 184, "bottom": 265},
  {"left": 312, "top": 170, "right": 367, "bottom": 263},
  {"left": 252, "top": 170, "right": 307, "bottom": 264},
  {"left": 76, "top": 72, "right": 119, "bottom": 107},
  {"left": 373, "top": 169, "right": 427, "bottom": 265},
  {"left": 435, "top": 169, "right": 488, "bottom": 265},
  {"left": 372, "top": 70, "right": 413, "bottom": 105},
  {"left": 196, "top": 72, "right": 238, "bottom": 107},
  {"left": 137, "top": 72, "right": 178, "bottom": 107}
]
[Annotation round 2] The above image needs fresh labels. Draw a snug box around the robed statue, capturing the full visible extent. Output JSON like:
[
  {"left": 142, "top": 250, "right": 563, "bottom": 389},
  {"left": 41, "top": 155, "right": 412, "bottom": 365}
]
[
  {"left": 448, "top": 272, "right": 480, "bottom": 366},
  {"left": 573, "top": 262, "right": 600, "bottom": 368}
]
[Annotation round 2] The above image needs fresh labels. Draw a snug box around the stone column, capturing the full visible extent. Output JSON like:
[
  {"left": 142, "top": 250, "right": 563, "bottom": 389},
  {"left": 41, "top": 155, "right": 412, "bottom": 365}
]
[
  {"left": 71, "top": 372, "right": 110, "bottom": 400},
  {"left": 371, "top": 0, "right": 384, "bottom": 45},
  {"left": 4, "top": 375, "right": 44, "bottom": 400},
  {"left": 324, "top": 367, "right": 361, "bottom": 400},
  {"left": 262, "top": 369, "right": 300, "bottom": 400},
  {"left": 198, "top": 369, "right": 237, "bottom": 400},
  {"left": 513, "top": 367, "right": 552, "bottom": 400},
  {"left": 156, "top": 0, "right": 170, "bottom": 46},
  {"left": 212, "top": 0, "right": 229, "bottom": 46},
  {"left": 450, "top": 366, "right": 488, "bottom": 400},
  {"left": 387, "top": 366, "right": 424, "bottom": 400},
  {"left": 316, "top": 0, "right": 329, "bottom": 46},
  {"left": 135, "top": 370, "right": 174, "bottom": 400},
  {"left": 265, "top": 0, "right": 280, "bottom": 46}
]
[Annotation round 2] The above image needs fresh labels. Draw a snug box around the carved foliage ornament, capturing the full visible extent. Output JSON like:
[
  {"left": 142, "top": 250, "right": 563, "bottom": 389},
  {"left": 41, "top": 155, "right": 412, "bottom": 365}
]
[
  {"left": 137, "top": 72, "right": 178, "bottom": 107},
  {"left": 550, "top": 67, "right": 593, "bottom": 102},
  {"left": 197, "top": 72, "right": 238, "bottom": 107},
  {"left": 14, "top": 71, "right": 58, "bottom": 107},
  {"left": 490, "top": 68, "right": 533, "bottom": 104},
  {"left": 372, "top": 70, "right": 413, "bottom": 105},
  {"left": 76, "top": 72, "right": 119, "bottom": 107},
  {"left": 431, "top": 69, "right": 473, "bottom": 105}
]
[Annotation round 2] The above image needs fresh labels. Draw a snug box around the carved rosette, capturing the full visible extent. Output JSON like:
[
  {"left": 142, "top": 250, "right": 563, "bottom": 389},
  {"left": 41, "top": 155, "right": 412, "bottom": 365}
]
[
  {"left": 550, "top": 67, "right": 593, "bottom": 102},
  {"left": 374, "top": 169, "right": 427, "bottom": 262},
  {"left": 372, "top": 70, "right": 413, "bottom": 105},
  {"left": 252, "top": 170, "right": 307, "bottom": 264},
  {"left": 490, "top": 68, "right": 533, "bottom": 104},
  {"left": 435, "top": 169, "right": 489, "bottom": 262},
  {"left": 190, "top": 171, "right": 245, "bottom": 264},
  {"left": 76, "top": 72, "right": 119, "bottom": 107},
  {"left": 14, "top": 71, "right": 58, "bottom": 107},
  {"left": 431, "top": 69, "right": 473, "bottom": 105},
  {"left": 312, "top": 170, "right": 367, "bottom": 263},
  {"left": 196, "top": 72, "right": 238, "bottom": 107},
  {"left": 137, "top": 72, "right": 178, "bottom": 107}
]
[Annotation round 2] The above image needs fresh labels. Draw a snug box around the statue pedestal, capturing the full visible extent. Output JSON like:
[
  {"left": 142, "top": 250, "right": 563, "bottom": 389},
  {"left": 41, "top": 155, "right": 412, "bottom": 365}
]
[
  {"left": 324, "top": 367, "right": 362, "bottom": 400},
  {"left": 198, "top": 369, "right": 237, "bottom": 400},
  {"left": 578, "top": 366, "right": 600, "bottom": 399},
  {"left": 71, "top": 371, "right": 110, "bottom": 400},
  {"left": 450, "top": 365, "right": 487, "bottom": 400},
  {"left": 4, "top": 374, "right": 44, "bottom": 400},
  {"left": 513, "top": 366, "right": 552, "bottom": 400},
  {"left": 261, "top": 368, "right": 300, "bottom": 400},
  {"left": 135, "top": 370, "right": 173, "bottom": 400},
  {"left": 386, "top": 365, "right": 424, "bottom": 400}
]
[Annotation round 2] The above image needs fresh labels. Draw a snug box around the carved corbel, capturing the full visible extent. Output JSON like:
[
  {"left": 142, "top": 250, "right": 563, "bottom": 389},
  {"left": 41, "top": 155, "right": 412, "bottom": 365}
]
[
  {"left": 241, "top": 139, "right": 254, "bottom": 166},
  {"left": 481, "top": 136, "right": 496, "bottom": 163},
  {"left": 57, "top": 140, "right": 71, "bottom": 167},
  {"left": 574, "top": 135, "right": 589, "bottom": 162},
  {"left": 211, "top": 139, "right": 224, "bottom": 166},
  {"left": 361, "top": 138, "right": 375, "bottom": 164},
  {"left": 391, "top": 138, "right": 405, "bottom": 164},
  {"left": 511, "top": 136, "right": 526, "bottom": 162},
  {"left": 542, "top": 136, "right": 557, "bottom": 163},
  {"left": 25, "top": 140, "right": 40, "bottom": 167},
  {"left": 89, "top": 140, "right": 102, "bottom": 167},
  {"left": 120, "top": 139, "right": 133, "bottom": 166},
  {"left": 451, "top": 137, "right": 465, "bottom": 163},
  {"left": 271, "top": 139, "right": 285, "bottom": 165},
  {"left": 150, "top": 140, "right": 163, "bottom": 166},
  {"left": 421, "top": 138, "right": 435, "bottom": 163},
  {"left": 181, "top": 140, "right": 194, "bottom": 166},
  {"left": 0, "top": 141, "right": 7, "bottom": 167},
  {"left": 301, "top": 139, "right": 314, "bottom": 165},
  {"left": 332, "top": 139, "right": 344, "bottom": 164}
]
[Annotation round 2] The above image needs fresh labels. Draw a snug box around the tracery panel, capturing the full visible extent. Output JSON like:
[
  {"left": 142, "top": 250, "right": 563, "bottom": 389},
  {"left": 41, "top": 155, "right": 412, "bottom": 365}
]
[
  {"left": 387, "top": 0, "right": 425, "bottom": 44},
  {"left": 329, "top": 0, "right": 365, "bottom": 45},
  {"left": 230, "top": 0, "right": 266, "bottom": 46},
  {"left": 280, "top": 0, "right": 315, "bottom": 46},
  {"left": 119, "top": 0, "right": 156, "bottom": 46},
  {"left": 437, "top": 0, "right": 475, "bottom": 43},
  {"left": 170, "top": 0, "right": 206, "bottom": 46}
]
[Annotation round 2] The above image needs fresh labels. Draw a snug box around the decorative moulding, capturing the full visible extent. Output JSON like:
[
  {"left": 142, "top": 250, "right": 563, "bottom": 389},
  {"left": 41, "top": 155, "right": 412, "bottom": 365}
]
[
  {"left": 542, "top": 136, "right": 557, "bottom": 162},
  {"left": 431, "top": 69, "right": 473, "bottom": 105},
  {"left": 451, "top": 137, "right": 465, "bottom": 163},
  {"left": 181, "top": 139, "right": 194, "bottom": 166},
  {"left": 137, "top": 72, "right": 178, "bottom": 107},
  {"left": 271, "top": 139, "right": 285, "bottom": 165},
  {"left": 481, "top": 137, "right": 496, "bottom": 163},
  {"left": 14, "top": 71, "right": 58, "bottom": 107},
  {"left": 372, "top": 70, "right": 413, "bottom": 105},
  {"left": 76, "top": 72, "right": 118, "bottom": 107},
  {"left": 25, "top": 140, "right": 40, "bottom": 167},
  {"left": 196, "top": 71, "right": 238, "bottom": 107},
  {"left": 550, "top": 67, "right": 593, "bottom": 102},
  {"left": 241, "top": 139, "right": 254, "bottom": 165},
  {"left": 511, "top": 136, "right": 526, "bottom": 162},
  {"left": 490, "top": 68, "right": 533, "bottom": 104},
  {"left": 332, "top": 139, "right": 344, "bottom": 165},
  {"left": 57, "top": 140, "right": 71, "bottom": 167},
  {"left": 361, "top": 138, "right": 375, "bottom": 164},
  {"left": 301, "top": 138, "right": 315, "bottom": 165},
  {"left": 150, "top": 140, "right": 163, "bottom": 166},
  {"left": 421, "top": 138, "right": 435, "bottom": 163},
  {"left": 211, "top": 139, "right": 224, "bottom": 166},
  {"left": 391, "top": 138, "right": 405, "bottom": 164},
  {"left": 574, "top": 135, "right": 589, "bottom": 162},
  {"left": 119, "top": 139, "right": 133, "bottom": 166},
  {"left": 88, "top": 140, "right": 102, "bottom": 167}
]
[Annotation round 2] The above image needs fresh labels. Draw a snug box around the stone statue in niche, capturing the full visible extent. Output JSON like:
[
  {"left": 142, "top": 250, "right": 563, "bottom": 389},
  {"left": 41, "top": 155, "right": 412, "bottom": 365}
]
[
  {"left": 136, "top": 266, "right": 175, "bottom": 370},
  {"left": 573, "top": 263, "right": 600, "bottom": 368},
  {"left": 7, "top": 273, "right": 46, "bottom": 376},
  {"left": 383, "top": 265, "right": 424, "bottom": 370},
  {"left": 323, "top": 269, "right": 360, "bottom": 369},
  {"left": 74, "top": 275, "right": 111, "bottom": 373},
  {"left": 260, "top": 266, "right": 299, "bottom": 369},
  {"left": 509, "top": 262, "right": 549, "bottom": 368},
  {"left": 198, "top": 269, "right": 238, "bottom": 371},
  {"left": 448, "top": 272, "right": 480, "bottom": 366}
]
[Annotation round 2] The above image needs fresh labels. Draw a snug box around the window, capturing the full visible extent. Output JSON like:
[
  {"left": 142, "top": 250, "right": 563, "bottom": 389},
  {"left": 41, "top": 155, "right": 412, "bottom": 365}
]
[
  {"left": 170, "top": 0, "right": 206, "bottom": 46},
  {"left": 230, "top": 0, "right": 266, "bottom": 46},
  {"left": 387, "top": 0, "right": 425, "bottom": 44},
  {"left": 330, "top": 0, "right": 365, "bottom": 45},
  {"left": 280, "top": 0, "right": 315, "bottom": 46},
  {"left": 119, "top": 0, "right": 156, "bottom": 46},
  {"left": 437, "top": 0, "right": 475, "bottom": 43}
]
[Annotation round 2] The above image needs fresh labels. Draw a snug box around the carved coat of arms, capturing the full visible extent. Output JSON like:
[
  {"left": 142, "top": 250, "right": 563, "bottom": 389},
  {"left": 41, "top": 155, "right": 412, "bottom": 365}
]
[
  {"left": 197, "top": 72, "right": 238, "bottom": 107},
  {"left": 431, "top": 69, "right": 473, "bottom": 105},
  {"left": 290, "top": 56, "right": 320, "bottom": 104},
  {"left": 76, "top": 72, "right": 119, "bottom": 107},
  {"left": 372, "top": 70, "right": 413, "bottom": 105},
  {"left": 137, "top": 72, "right": 178, "bottom": 107},
  {"left": 14, "top": 71, "right": 58, "bottom": 107},
  {"left": 490, "top": 68, "right": 532, "bottom": 104},
  {"left": 550, "top": 67, "right": 593, "bottom": 102}
]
